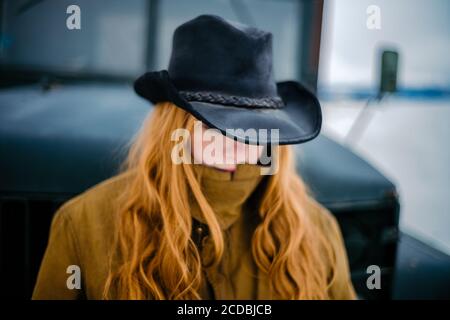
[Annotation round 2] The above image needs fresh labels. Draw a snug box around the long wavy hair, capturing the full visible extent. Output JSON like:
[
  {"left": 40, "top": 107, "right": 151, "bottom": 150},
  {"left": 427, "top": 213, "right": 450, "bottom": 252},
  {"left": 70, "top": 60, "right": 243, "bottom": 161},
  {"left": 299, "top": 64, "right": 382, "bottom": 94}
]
[{"left": 103, "top": 101, "right": 335, "bottom": 299}]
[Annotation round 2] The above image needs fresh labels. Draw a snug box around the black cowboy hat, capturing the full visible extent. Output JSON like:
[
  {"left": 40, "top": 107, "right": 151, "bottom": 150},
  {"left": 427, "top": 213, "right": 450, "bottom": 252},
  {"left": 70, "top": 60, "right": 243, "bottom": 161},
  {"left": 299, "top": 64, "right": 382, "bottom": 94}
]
[{"left": 134, "top": 14, "right": 322, "bottom": 145}]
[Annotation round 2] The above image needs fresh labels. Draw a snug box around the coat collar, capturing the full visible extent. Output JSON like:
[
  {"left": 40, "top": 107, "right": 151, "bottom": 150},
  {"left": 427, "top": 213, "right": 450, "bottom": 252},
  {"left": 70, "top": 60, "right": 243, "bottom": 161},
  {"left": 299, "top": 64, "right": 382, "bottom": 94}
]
[
  {"left": 189, "top": 163, "right": 265, "bottom": 230},
  {"left": 187, "top": 163, "right": 281, "bottom": 299}
]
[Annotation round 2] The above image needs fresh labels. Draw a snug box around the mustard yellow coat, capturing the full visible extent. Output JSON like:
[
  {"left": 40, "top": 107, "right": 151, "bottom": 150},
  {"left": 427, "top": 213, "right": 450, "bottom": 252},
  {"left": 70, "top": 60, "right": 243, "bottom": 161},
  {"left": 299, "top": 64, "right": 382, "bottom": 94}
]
[{"left": 32, "top": 164, "right": 356, "bottom": 300}]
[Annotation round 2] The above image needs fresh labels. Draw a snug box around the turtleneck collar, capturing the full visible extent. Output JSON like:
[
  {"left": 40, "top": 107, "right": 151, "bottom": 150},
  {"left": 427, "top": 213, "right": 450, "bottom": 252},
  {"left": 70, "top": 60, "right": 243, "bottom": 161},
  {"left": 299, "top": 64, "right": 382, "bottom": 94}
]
[{"left": 189, "top": 163, "right": 265, "bottom": 230}]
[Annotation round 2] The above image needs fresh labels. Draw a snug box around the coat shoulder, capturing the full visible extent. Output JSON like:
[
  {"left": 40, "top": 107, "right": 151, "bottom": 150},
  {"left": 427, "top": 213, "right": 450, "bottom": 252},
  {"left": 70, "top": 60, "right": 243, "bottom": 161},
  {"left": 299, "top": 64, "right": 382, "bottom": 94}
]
[
  {"left": 33, "top": 172, "right": 135, "bottom": 300},
  {"left": 304, "top": 194, "right": 340, "bottom": 236},
  {"left": 51, "top": 171, "right": 135, "bottom": 260},
  {"left": 55, "top": 171, "right": 133, "bottom": 225},
  {"left": 304, "top": 194, "right": 357, "bottom": 299}
]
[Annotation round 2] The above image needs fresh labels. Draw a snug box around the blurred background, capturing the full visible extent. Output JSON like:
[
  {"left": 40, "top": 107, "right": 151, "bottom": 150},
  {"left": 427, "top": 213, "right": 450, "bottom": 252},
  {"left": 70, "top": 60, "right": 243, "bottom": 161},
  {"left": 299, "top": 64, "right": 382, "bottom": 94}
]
[
  {"left": 0, "top": 0, "right": 449, "bottom": 299},
  {"left": 320, "top": 0, "right": 450, "bottom": 256}
]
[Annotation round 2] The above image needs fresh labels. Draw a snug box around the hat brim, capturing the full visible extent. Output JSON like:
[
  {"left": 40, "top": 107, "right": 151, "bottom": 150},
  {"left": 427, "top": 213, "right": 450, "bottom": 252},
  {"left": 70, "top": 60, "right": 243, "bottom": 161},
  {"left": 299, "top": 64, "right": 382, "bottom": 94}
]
[{"left": 134, "top": 70, "right": 322, "bottom": 145}]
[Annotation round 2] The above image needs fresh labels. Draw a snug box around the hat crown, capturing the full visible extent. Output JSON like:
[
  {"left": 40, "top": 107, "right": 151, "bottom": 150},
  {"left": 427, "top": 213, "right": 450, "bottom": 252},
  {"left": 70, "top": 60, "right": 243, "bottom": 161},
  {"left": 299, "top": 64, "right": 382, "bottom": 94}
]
[{"left": 168, "top": 14, "right": 277, "bottom": 98}]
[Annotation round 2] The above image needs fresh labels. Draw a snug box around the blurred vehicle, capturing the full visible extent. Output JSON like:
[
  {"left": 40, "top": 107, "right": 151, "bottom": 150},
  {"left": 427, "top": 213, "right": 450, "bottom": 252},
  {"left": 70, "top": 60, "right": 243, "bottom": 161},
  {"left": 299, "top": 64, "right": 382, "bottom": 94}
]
[{"left": 0, "top": 0, "right": 402, "bottom": 300}]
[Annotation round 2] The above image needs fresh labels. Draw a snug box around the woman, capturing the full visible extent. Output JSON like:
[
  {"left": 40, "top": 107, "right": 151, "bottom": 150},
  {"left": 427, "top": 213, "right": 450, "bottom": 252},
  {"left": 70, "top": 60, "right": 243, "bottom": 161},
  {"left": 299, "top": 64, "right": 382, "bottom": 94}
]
[{"left": 33, "top": 14, "right": 356, "bottom": 300}]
